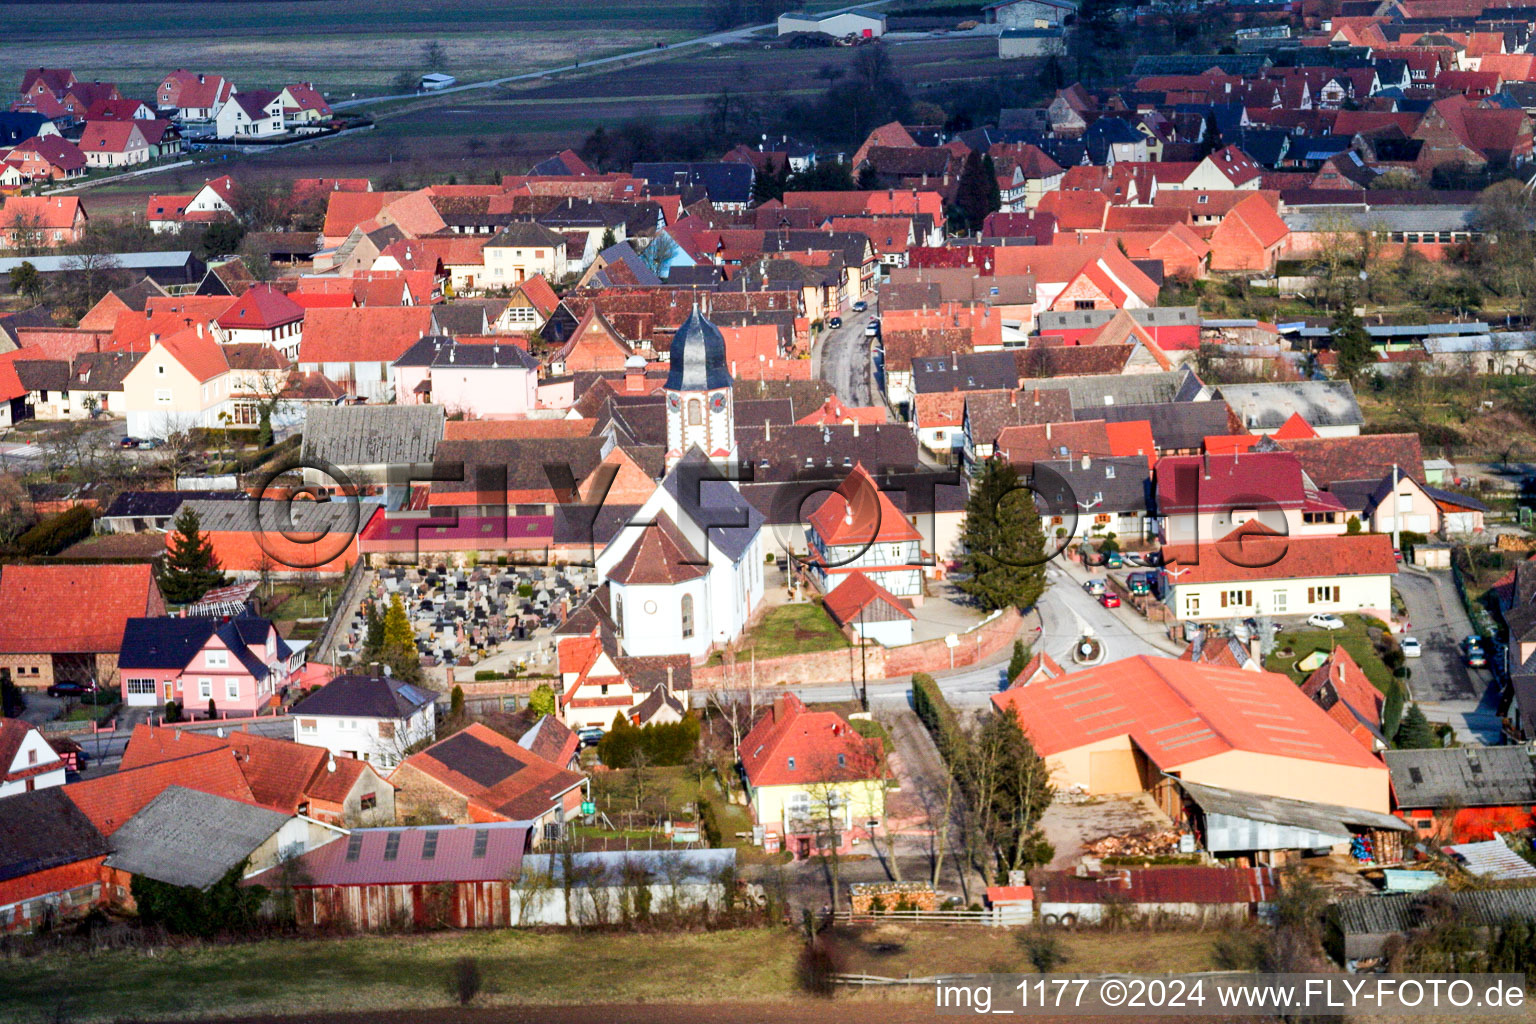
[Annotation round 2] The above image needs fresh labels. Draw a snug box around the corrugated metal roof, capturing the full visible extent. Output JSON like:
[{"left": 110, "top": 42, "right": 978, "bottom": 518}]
[
  {"left": 249, "top": 822, "right": 531, "bottom": 886},
  {"left": 1335, "top": 888, "right": 1536, "bottom": 936},
  {"left": 104, "top": 786, "right": 291, "bottom": 889},
  {"left": 1445, "top": 839, "right": 1536, "bottom": 881},
  {"left": 301, "top": 404, "right": 445, "bottom": 468},
  {"left": 1040, "top": 866, "right": 1275, "bottom": 905}
]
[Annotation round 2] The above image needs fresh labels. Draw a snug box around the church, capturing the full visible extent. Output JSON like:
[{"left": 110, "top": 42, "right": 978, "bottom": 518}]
[{"left": 592, "top": 308, "right": 765, "bottom": 660}]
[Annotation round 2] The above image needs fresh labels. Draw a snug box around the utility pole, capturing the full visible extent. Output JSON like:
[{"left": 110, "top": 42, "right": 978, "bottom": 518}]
[{"left": 1392, "top": 463, "right": 1402, "bottom": 554}]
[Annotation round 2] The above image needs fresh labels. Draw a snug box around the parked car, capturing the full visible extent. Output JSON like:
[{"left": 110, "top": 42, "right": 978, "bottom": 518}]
[
  {"left": 828, "top": 316, "right": 843, "bottom": 329},
  {"left": 577, "top": 727, "right": 605, "bottom": 748},
  {"left": 1307, "top": 613, "right": 1345, "bottom": 630},
  {"left": 1401, "top": 636, "right": 1422, "bottom": 658},
  {"left": 851, "top": 300, "right": 867, "bottom": 312},
  {"left": 1393, "top": 549, "right": 1404, "bottom": 563},
  {"left": 1462, "top": 636, "right": 1487, "bottom": 667},
  {"left": 1126, "top": 572, "right": 1151, "bottom": 596},
  {"left": 1100, "top": 591, "right": 1121, "bottom": 609},
  {"left": 1082, "top": 579, "right": 1106, "bottom": 595},
  {"left": 117, "top": 436, "right": 140, "bottom": 449},
  {"left": 1123, "top": 552, "right": 1144, "bottom": 567},
  {"left": 1104, "top": 552, "right": 1123, "bottom": 569},
  {"left": 137, "top": 438, "right": 160, "bottom": 450},
  {"left": 865, "top": 318, "right": 880, "bottom": 337},
  {"left": 46, "top": 681, "right": 94, "bottom": 698}
]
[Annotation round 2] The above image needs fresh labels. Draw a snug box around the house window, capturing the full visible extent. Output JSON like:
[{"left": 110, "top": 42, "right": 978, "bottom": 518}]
[
  {"left": 1094, "top": 513, "right": 1112, "bottom": 525},
  {"left": 787, "top": 756, "right": 796, "bottom": 770},
  {"left": 378, "top": 721, "right": 395, "bottom": 740},
  {"left": 154, "top": 388, "right": 172, "bottom": 404},
  {"left": 299, "top": 719, "right": 317, "bottom": 733},
  {"left": 1185, "top": 594, "right": 1201, "bottom": 616},
  {"left": 199, "top": 678, "right": 211, "bottom": 698},
  {"left": 206, "top": 650, "right": 228, "bottom": 668},
  {"left": 1220, "top": 589, "right": 1252, "bottom": 608},
  {"left": 787, "top": 791, "right": 810, "bottom": 820},
  {"left": 126, "top": 678, "right": 156, "bottom": 695},
  {"left": 1307, "top": 585, "right": 1341, "bottom": 603},
  {"left": 226, "top": 679, "right": 239, "bottom": 699},
  {"left": 1271, "top": 590, "right": 1288, "bottom": 613},
  {"left": 681, "top": 593, "right": 694, "bottom": 639},
  {"left": 360, "top": 793, "right": 377, "bottom": 811},
  {"left": 1073, "top": 300, "right": 1095, "bottom": 310}
]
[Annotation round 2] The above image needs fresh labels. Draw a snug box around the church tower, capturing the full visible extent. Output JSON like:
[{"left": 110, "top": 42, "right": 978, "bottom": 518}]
[{"left": 664, "top": 306, "right": 735, "bottom": 471}]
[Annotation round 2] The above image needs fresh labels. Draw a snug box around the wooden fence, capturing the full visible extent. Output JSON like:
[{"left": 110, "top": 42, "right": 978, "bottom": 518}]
[{"left": 833, "top": 908, "right": 1001, "bottom": 926}]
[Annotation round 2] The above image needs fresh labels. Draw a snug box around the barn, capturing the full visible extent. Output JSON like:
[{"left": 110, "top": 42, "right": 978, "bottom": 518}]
[
  {"left": 245, "top": 822, "right": 533, "bottom": 930},
  {"left": 1035, "top": 866, "right": 1275, "bottom": 927}
]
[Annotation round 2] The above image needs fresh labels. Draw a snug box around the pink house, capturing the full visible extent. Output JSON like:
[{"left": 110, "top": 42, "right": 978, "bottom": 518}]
[
  {"left": 392, "top": 336, "right": 538, "bottom": 417},
  {"left": 118, "top": 615, "right": 298, "bottom": 714}
]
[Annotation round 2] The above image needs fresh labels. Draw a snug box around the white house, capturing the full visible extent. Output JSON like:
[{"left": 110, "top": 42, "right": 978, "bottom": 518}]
[
  {"left": 0, "top": 719, "right": 66, "bottom": 797},
  {"left": 290, "top": 674, "right": 438, "bottom": 770},
  {"left": 1160, "top": 527, "right": 1398, "bottom": 624},
  {"left": 215, "top": 90, "right": 285, "bottom": 139}
]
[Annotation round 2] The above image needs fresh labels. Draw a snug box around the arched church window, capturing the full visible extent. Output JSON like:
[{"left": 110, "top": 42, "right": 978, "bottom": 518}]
[
  {"left": 687, "top": 398, "right": 702, "bottom": 426},
  {"left": 681, "top": 594, "right": 694, "bottom": 639}
]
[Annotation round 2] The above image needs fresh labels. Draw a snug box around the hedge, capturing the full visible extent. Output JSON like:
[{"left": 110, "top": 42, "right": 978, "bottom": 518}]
[
  {"left": 912, "top": 672, "right": 964, "bottom": 764},
  {"left": 15, "top": 505, "right": 93, "bottom": 556}
]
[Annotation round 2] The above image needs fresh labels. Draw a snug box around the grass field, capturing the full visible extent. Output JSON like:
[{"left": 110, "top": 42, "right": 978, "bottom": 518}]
[
  {"left": 1, "top": 924, "right": 1241, "bottom": 1022},
  {"left": 0, "top": 929, "right": 805, "bottom": 1022},
  {"left": 722, "top": 599, "right": 851, "bottom": 661}
]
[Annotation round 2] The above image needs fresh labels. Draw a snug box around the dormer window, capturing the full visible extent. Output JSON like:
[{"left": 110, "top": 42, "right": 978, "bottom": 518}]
[{"left": 787, "top": 757, "right": 796, "bottom": 770}]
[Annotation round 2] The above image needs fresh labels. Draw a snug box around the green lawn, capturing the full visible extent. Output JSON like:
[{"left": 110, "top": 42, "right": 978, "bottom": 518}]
[
  {"left": 1, "top": 929, "right": 803, "bottom": 1022},
  {"left": 1265, "top": 615, "right": 1395, "bottom": 693},
  {"left": 727, "top": 600, "right": 850, "bottom": 661}
]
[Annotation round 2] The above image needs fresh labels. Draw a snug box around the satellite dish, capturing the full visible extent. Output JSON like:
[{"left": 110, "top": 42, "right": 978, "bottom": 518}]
[
  {"left": 216, "top": 727, "right": 225, "bottom": 738},
  {"left": 327, "top": 757, "right": 336, "bottom": 773}
]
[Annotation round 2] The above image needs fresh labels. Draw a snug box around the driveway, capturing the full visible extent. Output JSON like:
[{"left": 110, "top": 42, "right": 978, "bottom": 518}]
[
  {"left": 814, "top": 305, "right": 876, "bottom": 406},
  {"left": 1394, "top": 568, "right": 1501, "bottom": 743}
]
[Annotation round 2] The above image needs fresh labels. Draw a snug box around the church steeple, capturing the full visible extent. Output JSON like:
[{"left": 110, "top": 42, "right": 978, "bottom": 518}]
[{"left": 664, "top": 306, "right": 735, "bottom": 471}]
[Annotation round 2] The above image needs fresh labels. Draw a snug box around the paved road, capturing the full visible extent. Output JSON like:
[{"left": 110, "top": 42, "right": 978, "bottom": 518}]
[
  {"left": 1395, "top": 568, "right": 1502, "bottom": 744},
  {"left": 330, "top": 0, "right": 895, "bottom": 112},
  {"left": 814, "top": 305, "right": 877, "bottom": 407}
]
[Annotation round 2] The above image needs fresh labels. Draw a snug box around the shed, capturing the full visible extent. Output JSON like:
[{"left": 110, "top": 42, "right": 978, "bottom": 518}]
[
  {"left": 984, "top": 884, "right": 1035, "bottom": 925},
  {"left": 1036, "top": 867, "right": 1275, "bottom": 926},
  {"left": 419, "top": 73, "right": 456, "bottom": 92},
  {"left": 1332, "top": 888, "right": 1536, "bottom": 962},
  {"left": 1175, "top": 780, "right": 1409, "bottom": 864}
]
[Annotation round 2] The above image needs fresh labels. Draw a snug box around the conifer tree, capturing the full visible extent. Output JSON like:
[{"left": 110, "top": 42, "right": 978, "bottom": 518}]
[
  {"left": 159, "top": 507, "right": 226, "bottom": 604},
  {"left": 957, "top": 459, "right": 1048, "bottom": 612}
]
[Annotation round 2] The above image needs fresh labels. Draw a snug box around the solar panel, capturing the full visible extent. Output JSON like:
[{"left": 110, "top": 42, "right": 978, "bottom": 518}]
[
  {"left": 384, "top": 832, "right": 401, "bottom": 861},
  {"left": 421, "top": 832, "right": 439, "bottom": 860},
  {"left": 472, "top": 829, "right": 490, "bottom": 859}
]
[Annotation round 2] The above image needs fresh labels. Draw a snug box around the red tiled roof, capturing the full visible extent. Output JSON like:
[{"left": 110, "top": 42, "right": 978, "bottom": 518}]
[
  {"left": 0, "top": 195, "right": 81, "bottom": 231},
  {"left": 216, "top": 284, "right": 304, "bottom": 330},
  {"left": 298, "top": 306, "right": 432, "bottom": 364},
  {"left": 1161, "top": 522, "right": 1398, "bottom": 585},
  {"left": 823, "top": 571, "right": 913, "bottom": 627},
  {"left": 1155, "top": 451, "right": 1307, "bottom": 512},
  {"left": 807, "top": 464, "right": 922, "bottom": 546},
  {"left": 391, "top": 722, "right": 585, "bottom": 821},
  {"left": 0, "top": 564, "right": 162, "bottom": 653},
  {"left": 518, "top": 275, "right": 559, "bottom": 317},
  {"left": 606, "top": 512, "right": 708, "bottom": 585},
  {"left": 740, "top": 693, "right": 889, "bottom": 788},
  {"left": 992, "top": 654, "right": 1384, "bottom": 771},
  {"left": 77, "top": 120, "right": 142, "bottom": 154},
  {"left": 64, "top": 748, "right": 255, "bottom": 835}
]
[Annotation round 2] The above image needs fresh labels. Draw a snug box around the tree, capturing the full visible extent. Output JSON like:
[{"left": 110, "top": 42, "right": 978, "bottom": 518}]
[
  {"left": 159, "top": 506, "right": 226, "bottom": 604},
  {"left": 423, "top": 40, "right": 449, "bottom": 70},
  {"left": 7, "top": 261, "right": 41, "bottom": 303},
  {"left": 450, "top": 684, "right": 465, "bottom": 720},
  {"left": 1007, "top": 640, "right": 1032, "bottom": 684},
  {"left": 1395, "top": 703, "right": 1438, "bottom": 749},
  {"left": 528, "top": 683, "right": 557, "bottom": 718},
  {"left": 1331, "top": 305, "right": 1373, "bottom": 385},
  {"left": 378, "top": 593, "right": 423, "bottom": 683},
  {"left": 1380, "top": 680, "right": 1407, "bottom": 743},
  {"left": 953, "top": 149, "right": 995, "bottom": 234},
  {"left": 966, "top": 710, "right": 1054, "bottom": 877},
  {"left": 957, "top": 458, "right": 1048, "bottom": 613}
]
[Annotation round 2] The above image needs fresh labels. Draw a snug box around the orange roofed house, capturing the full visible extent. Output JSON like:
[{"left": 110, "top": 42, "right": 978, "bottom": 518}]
[
  {"left": 0, "top": 564, "right": 164, "bottom": 690},
  {"left": 993, "top": 655, "right": 1390, "bottom": 812},
  {"left": 0, "top": 196, "right": 86, "bottom": 248},
  {"left": 739, "top": 693, "right": 891, "bottom": 857},
  {"left": 389, "top": 722, "right": 587, "bottom": 844}
]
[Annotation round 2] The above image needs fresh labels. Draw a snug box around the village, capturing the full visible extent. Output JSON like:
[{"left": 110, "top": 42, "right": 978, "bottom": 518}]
[{"left": 5, "top": 0, "right": 1536, "bottom": 1017}]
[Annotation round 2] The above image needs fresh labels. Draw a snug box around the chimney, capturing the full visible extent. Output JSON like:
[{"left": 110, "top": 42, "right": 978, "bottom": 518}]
[
  {"left": 1203, "top": 453, "right": 1211, "bottom": 480},
  {"left": 666, "top": 665, "right": 674, "bottom": 692},
  {"left": 853, "top": 420, "right": 860, "bottom": 438},
  {"left": 195, "top": 322, "right": 203, "bottom": 338},
  {"left": 1046, "top": 421, "right": 1052, "bottom": 440},
  {"left": 1249, "top": 632, "right": 1261, "bottom": 666}
]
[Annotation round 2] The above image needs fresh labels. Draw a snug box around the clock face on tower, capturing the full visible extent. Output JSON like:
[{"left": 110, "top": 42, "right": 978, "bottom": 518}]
[
  {"left": 667, "top": 393, "right": 681, "bottom": 411},
  {"left": 710, "top": 392, "right": 726, "bottom": 413}
]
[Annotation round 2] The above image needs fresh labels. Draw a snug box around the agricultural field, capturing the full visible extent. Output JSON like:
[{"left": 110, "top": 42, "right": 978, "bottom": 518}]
[{"left": 0, "top": 0, "right": 716, "bottom": 100}]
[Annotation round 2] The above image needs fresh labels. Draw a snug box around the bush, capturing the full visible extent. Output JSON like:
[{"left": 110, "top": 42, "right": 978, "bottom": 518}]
[
  {"left": 1017, "top": 929, "right": 1070, "bottom": 972},
  {"left": 598, "top": 713, "right": 702, "bottom": 767},
  {"left": 163, "top": 700, "right": 181, "bottom": 723},
  {"left": 699, "top": 799, "right": 723, "bottom": 847},
  {"left": 912, "top": 672, "right": 964, "bottom": 763},
  {"left": 14, "top": 505, "right": 93, "bottom": 556},
  {"left": 796, "top": 938, "right": 846, "bottom": 997},
  {"left": 453, "top": 957, "right": 482, "bottom": 1005}
]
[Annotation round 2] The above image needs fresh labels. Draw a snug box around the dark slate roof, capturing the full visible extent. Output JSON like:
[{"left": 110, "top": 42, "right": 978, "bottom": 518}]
[
  {"left": 429, "top": 304, "right": 490, "bottom": 336},
  {"left": 395, "top": 336, "right": 538, "bottom": 371},
  {"left": 1091, "top": 401, "right": 1236, "bottom": 452},
  {"left": 630, "top": 684, "right": 686, "bottom": 725},
  {"left": 0, "top": 786, "right": 109, "bottom": 883},
  {"left": 632, "top": 162, "right": 754, "bottom": 205},
  {"left": 1384, "top": 747, "right": 1536, "bottom": 809},
  {"left": 663, "top": 308, "right": 731, "bottom": 391},
  {"left": 70, "top": 350, "right": 142, "bottom": 392},
  {"left": 0, "top": 306, "right": 56, "bottom": 347},
  {"left": 1032, "top": 456, "right": 1153, "bottom": 517},
  {"left": 736, "top": 423, "right": 920, "bottom": 482},
  {"left": 660, "top": 450, "right": 763, "bottom": 562},
  {"left": 0, "top": 113, "right": 51, "bottom": 148},
  {"left": 12, "top": 358, "right": 69, "bottom": 393},
  {"left": 118, "top": 615, "right": 289, "bottom": 680},
  {"left": 290, "top": 674, "right": 436, "bottom": 720},
  {"left": 912, "top": 351, "right": 1018, "bottom": 394},
  {"left": 101, "top": 489, "right": 247, "bottom": 520}
]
